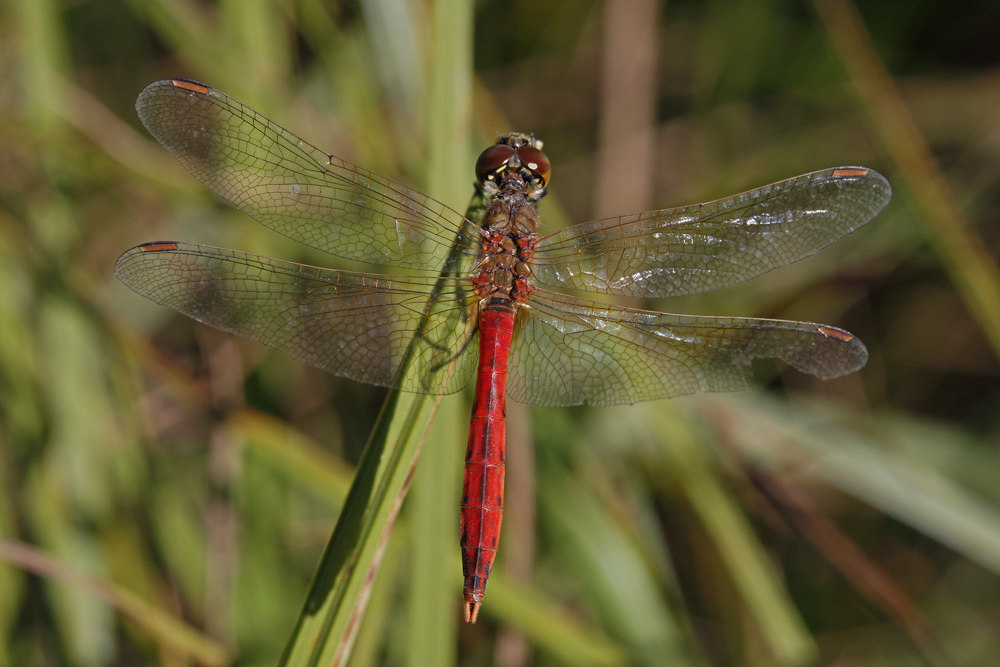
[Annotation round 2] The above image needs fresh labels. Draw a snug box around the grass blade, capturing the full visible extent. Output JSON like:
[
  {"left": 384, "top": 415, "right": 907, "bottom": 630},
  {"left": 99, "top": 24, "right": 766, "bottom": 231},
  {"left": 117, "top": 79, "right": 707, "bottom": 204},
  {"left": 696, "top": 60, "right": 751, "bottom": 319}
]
[
  {"left": 0, "top": 539, "right": 231, "bottom": 667},
  {"left": 402, "top": 1, "right": 472, "bottom": 663},
  {"left": 277, "top": 390, "right": 441, "bottom": 666},
  {"left": 814, "top": 0, "right": 1000, "bottom": 360},
  {"left": 645, "top": 404, "right": 817, "bottom": 667}
]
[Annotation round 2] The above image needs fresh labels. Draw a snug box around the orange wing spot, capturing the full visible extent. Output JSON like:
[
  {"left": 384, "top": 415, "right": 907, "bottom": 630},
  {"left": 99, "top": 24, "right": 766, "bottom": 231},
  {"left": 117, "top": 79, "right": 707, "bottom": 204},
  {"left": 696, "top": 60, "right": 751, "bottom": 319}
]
[
  {"left": 818, "top": 326, "right": 854, "bottom": 341},
  {"left": 171, "top": 80, "right": 209, "bottom": 95},
  {"left": 832, "top": 168, "right": 869, "bottom": 178},
  {"left": 139, "top": 242, "right": 180, "bottom": 252}
]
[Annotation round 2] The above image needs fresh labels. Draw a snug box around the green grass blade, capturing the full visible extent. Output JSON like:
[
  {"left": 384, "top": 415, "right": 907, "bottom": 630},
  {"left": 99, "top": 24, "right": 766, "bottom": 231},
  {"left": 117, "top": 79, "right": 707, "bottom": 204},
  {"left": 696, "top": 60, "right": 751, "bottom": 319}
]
[
  {"left": 483, "top": 569, "right": 630, "bottom": 667},
  {"left": 217, "top": 0, "right": 291, "bottom": 108},
  {"left": 423, "top": 0, "right": 472, "bottom": 204},
  {"left": 122, "top": 0, "right": 221, "bottom": 80},
  {"left": 277, "top": 390, "right": 440, "bottom": 666},
  {"left": 276, "top": 2, "right": 474, "bottom": 658},
  {"left": 405, "top": 395, "right": 464, "bottom": 667},
  {"left": 232, "top": 409, "right": 355, "bottom": 507},
  {"left": 815, "top": 0, "right": 1000, "bottom": 360},
  {"left": 402, "top": 1, "right": 472, "bottom": 663},
  {"left": 12, "top": 0, "right": 68, "bottom": 135},
  {"left": 707, "top": 393, "right": 1000, "bottom": 574},
  {"left": 597, "top": 404, "right": 818, "bottom": 666},
  {"left": 538, "top": 469, "right": 691, "bottom": 667},
  {"left": 651, "top": 408, "right": 817, "bottom": 666},
  {"left": 0, "top": 539, "right": 231, "bottom": 666}
]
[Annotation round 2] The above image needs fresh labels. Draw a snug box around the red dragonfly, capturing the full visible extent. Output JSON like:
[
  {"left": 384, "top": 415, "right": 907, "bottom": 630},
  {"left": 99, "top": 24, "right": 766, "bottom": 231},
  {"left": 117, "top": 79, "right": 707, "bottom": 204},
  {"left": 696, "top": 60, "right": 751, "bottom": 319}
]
[{"left": 117, "top": 79, "right": 890, "bottom": 622}]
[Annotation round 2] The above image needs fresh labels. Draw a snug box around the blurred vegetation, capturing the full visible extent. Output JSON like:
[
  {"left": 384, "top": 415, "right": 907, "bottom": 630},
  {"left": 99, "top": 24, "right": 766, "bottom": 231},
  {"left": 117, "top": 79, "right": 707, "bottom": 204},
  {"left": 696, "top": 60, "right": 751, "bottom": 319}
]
[{"left": 1, "top": 0, "right": 1000, "bottom": 665}]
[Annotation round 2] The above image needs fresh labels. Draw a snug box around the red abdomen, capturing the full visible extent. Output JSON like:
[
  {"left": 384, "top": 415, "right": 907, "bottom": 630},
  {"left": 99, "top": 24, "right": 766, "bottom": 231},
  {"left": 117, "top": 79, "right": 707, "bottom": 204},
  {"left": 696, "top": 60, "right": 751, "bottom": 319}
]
[{"left": 461, "top": 306, "right": 514, "bottom": 623}]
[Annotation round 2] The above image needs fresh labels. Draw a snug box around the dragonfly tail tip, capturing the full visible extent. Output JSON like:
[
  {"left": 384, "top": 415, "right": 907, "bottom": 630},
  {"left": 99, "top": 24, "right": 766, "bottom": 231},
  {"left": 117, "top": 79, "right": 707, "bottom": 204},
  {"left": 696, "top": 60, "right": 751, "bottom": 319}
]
[{"left": 464, "top": 599, "right": 481, "bottom": 623}]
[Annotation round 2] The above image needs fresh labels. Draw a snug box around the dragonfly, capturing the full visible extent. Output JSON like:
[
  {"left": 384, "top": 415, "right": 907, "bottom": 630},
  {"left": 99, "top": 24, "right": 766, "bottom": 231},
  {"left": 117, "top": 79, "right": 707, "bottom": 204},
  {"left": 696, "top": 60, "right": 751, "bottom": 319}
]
[{"left": 117, "top": 78, "right": 891, "bottom": 623}]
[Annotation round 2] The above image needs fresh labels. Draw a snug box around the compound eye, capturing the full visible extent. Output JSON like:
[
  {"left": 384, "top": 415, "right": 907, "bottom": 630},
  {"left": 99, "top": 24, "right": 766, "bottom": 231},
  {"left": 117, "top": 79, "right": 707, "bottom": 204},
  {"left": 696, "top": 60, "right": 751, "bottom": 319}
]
[
  {"left": 516, "top": 146, "right": 551, "bottom": 186},
  {"left": 475, "top": 144, "right": 516, "bottom": 183}
]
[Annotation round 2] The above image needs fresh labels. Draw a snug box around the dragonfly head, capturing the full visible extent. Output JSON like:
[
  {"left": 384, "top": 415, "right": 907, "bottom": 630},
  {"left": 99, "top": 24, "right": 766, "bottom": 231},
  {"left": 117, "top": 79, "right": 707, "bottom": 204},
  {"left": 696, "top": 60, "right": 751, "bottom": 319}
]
[{"left": 476, "top": 133, "right": 550, "bottom": 202}]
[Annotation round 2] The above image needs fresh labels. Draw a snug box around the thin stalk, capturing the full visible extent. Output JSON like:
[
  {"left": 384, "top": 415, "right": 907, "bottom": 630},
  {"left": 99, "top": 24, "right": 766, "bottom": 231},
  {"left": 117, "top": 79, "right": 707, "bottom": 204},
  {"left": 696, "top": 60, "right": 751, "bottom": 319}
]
[{"left": 814, "top": 0, "right": 1000, "bottom": 361}]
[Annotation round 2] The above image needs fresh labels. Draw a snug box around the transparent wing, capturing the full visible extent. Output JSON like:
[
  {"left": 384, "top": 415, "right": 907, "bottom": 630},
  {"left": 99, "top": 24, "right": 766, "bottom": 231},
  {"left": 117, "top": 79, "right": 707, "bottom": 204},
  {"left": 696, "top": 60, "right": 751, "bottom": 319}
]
[
  {"left": 115, "top": 242, "right": 479, "bottom": 395},
  {"left": 507, "top": 289, "right": 867, "bottom": 407},
  {"left": 532, "top": 167, "right": 890, "bottom": 298},
  {"left": 136, "top": 79, "right": 481, "bottom": 272}
]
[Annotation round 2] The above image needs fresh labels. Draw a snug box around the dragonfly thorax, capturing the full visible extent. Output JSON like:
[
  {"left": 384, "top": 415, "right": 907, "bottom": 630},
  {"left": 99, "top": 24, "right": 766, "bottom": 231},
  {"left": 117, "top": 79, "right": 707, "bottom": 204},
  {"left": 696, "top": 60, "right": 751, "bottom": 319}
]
[{"left": 472, "top": 196, "right": 539, "bottom": 307}]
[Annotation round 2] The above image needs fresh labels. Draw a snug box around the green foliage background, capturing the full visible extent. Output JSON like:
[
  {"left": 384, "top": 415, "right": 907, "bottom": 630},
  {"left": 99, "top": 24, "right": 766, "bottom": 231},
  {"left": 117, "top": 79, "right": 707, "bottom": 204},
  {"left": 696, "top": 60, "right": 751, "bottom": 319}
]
[{"left": 1, "top": 0, "right": 999, "bottom": 665}]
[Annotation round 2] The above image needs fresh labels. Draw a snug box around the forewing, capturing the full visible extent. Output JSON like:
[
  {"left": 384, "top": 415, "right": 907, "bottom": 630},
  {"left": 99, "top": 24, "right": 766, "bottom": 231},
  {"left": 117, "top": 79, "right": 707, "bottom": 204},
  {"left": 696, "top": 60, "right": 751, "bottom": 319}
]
[
  {"left": 115, "top": 242, "right": 479, "bottom": 395},
  {"left": 136, "top": 79, "right": 480, "bottom": 272},
  {"left": 508, "top": 290, "right": 867, "bottom": 407},
  {"left": 532, "top": 167, "right": 890, "bottom": 297}
]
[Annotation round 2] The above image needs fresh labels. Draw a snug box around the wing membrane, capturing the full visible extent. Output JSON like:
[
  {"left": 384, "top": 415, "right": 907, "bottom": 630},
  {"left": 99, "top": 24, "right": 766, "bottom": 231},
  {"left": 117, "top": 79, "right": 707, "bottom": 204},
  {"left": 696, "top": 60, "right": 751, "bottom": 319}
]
[
  {"left": 115, "top": 242, "right": 479, "bottom": 394},
  {"left": 507, "top": 289, "right": 867, "bottom": 407},
  {"left": 136, "top": 79, "right": 480, "bottom": 272},
  {"left": 532, "top": 167, "right": 890, "bottom": 298}
]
